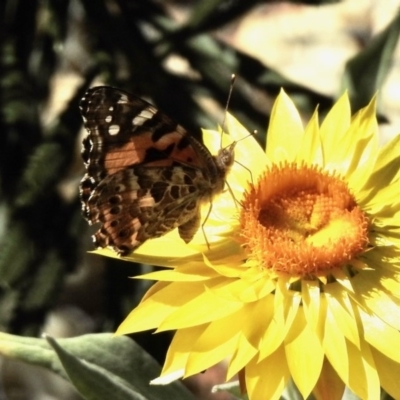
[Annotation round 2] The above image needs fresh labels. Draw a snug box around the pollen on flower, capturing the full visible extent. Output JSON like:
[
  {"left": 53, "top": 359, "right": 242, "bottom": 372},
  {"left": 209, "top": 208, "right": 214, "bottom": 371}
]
[{"left": 239, "top": 162, "right": 370, "bottom": 277}]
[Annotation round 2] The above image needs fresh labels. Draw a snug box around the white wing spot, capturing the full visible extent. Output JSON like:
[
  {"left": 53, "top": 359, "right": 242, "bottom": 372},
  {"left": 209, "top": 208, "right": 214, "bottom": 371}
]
[
  {"left": 105, "top": 115, "right": 112, "bottom": 123},
  {"left": 108, "top": 125, "right": 120, "bottom": 135},
  {"left": 132, "top": 115, "right": 147, "bottom": 126},
  {"left": 109, "top": 106, "right": 114, "bottom": 112},
  {"left": 132, "top": 106, "right": 157, "bottom": 126},
  {"left": 118, "top": 95, "right": 129, "bottom": 103}
]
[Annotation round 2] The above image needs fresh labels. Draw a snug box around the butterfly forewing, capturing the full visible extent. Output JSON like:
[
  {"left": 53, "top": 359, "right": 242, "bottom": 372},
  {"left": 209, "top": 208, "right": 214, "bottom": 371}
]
[{"left": 79, "top": 86, "right": 235, "bottom": 255}]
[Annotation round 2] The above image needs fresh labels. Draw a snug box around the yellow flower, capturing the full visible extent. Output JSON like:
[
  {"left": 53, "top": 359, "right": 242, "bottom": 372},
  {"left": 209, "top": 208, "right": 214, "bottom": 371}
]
[{"left": 115, "top": 90, "right": 400, "bottom": 400}]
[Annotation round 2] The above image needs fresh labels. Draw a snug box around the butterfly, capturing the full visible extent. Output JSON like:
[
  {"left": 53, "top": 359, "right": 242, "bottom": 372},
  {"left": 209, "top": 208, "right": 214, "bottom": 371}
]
[{"left": 79, "top": 86, "right": 236, "bottom": 256}]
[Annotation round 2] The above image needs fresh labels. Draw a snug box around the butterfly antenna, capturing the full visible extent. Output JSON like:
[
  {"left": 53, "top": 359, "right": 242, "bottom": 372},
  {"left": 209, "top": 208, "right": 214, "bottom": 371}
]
[
  {"left": 220, "top": 74, "right": 236, "bottom": 149},
  {"left": 233, "top": 130, "right": 258, "bottom": 184},
  {"left": 237, "top": 129, "right": 257, "bottom": 144}
]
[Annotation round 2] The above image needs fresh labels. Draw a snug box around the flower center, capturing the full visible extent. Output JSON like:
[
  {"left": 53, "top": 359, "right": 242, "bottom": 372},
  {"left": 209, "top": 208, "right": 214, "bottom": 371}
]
[{"left": 239, "top": 163, "right": 369, "bottom": 277}]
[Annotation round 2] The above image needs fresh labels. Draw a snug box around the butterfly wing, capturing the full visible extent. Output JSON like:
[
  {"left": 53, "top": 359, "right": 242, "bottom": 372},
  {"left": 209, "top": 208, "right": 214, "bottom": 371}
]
[
  {"left": 79, "top": 86, "right": 219, "bottom": 254},
  {"left": 88, "top": 165, "right": 203, "bottom": 255}
]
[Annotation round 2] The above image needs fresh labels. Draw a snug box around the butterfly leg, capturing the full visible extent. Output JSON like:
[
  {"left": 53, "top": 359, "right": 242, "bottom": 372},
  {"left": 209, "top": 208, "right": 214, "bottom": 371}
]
[
  {"left": 234, "top": 159, "right": 253, "bottom": 185},
  {"left": 224, "top": 179, "right": 242, "bottom": 209},
  {"left": 200, "top": 202, "right": 214, "bottom": 250}
]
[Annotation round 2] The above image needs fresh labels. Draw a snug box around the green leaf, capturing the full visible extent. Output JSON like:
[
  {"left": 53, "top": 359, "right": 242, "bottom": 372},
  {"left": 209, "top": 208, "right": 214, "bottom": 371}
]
[
  {"left": 0, "top": 332, "right": 195, "bottom": 400},
  {"left": 342, "top": 12, "right": 400, "bottom": 111},
  {"left": 46, "top": 335, "right": 146, "bottom": 400}
]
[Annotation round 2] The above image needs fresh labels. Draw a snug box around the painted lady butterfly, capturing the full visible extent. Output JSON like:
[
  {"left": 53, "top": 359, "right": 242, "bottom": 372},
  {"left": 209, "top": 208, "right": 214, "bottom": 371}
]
[{"left": 79, "top": 86, "right": 236, "bottom": 256}]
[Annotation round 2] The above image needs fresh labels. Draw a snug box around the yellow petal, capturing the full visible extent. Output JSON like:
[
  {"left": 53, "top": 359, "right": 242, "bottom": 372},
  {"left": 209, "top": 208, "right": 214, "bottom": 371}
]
[
  {"left": 116, "top": 281, "right": 204, "bottom": 334},
  {"left": 227, "top": 298, "right": 273, "bottom": 379},
  {"left": 161, "top": 325, "right": 207, "bottom": 376},
  {"left": 346, "top": 338, "right": 380, "bottom": 400},
  {"left": 246, "top": 345, "right": 290, "bottom": 400},
  {"left": 330, "top": 269, "right": 355, "bottom": 293},
  {"left": 319, "top": 92, "right": 351, "bottom": 168},
  {"left": 302, "top": 280, "right": 323, "bottom": 341},
  {"left": 151, "top": 370, "right": 184, "bottom": 385},
  {"left": 284, "top": 307, "right": 324, "bottom": 398},
  {"left": 122, "top": 232, "right": 203, "bottom": 265},
  {"left": 194, "top": 239, "right": 244, "bottom": 267},
  {"left": 135, "top": 264, "right": 216, "bottom": 282},
  {"left": 158, "top": 281, "right": 243, "bottom": 331},
  {"left": 183, "top": 301, "right": 263, "bottom": 377},
  {"left": 207, "top": 276, "right": 272, "bottom": 303},
  {"left": 266, "top": 89, "right": 304, "bottom": 163},
  {"left": 322, "top": 295, "right": 349, "bottom": 384},
  {"left": 373, "top": 269, "right": 400, "bottom": 297},
  {"left": 345, "top": 97, "right": 379, "bottom": 186},
  {"left": 324, "top": 283, "right": 360, "bottom": 348},
  {"left": 226, "top": 333, "right": 258, "bottom": 380},
  {"left": 258, "top": 311, "right": 285, "bottom": 361},
  {"left": 352, "top": 270, "right": 400, "bottom": 331},
  {"left": 362, "top": 179, "right": 400, "bottom": 216},
  {"left": 202, "top": 256, "right": 245, "bottom": 278},
  {"left": 297, "top": 108, "right": 323, "bottom": 166},
  {"left": 359, "top": 133, "right": 400, "bottom": 200},
  {"left": 186, "top": 330, "right": 240, "bottom": 376},
  {"left": 360, "top": 308, "right": 400, "bottom": 363},
  {"left": 371, "top": 347, "right": 400, "bottom": 398},
  {"left": 313, "top": 358, "right": 345, "bottom": 400},
  {"left": 258, "top": 290, "right": 301, "bottom": 361}
]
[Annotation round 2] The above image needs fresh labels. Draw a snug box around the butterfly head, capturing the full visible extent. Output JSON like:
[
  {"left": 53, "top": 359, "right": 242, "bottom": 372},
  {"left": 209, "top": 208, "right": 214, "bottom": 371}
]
[{"left": 216, "top": 141, "right": 236, "bottom": 172}]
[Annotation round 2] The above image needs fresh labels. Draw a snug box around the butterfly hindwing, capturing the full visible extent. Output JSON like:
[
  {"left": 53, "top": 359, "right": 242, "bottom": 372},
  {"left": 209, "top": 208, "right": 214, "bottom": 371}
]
[
  {"left": 79, "top": 86, "right": 236, "bottom": 255},
  {"left": 88, "top": 166, "right": 203, "bottom": 254}
]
